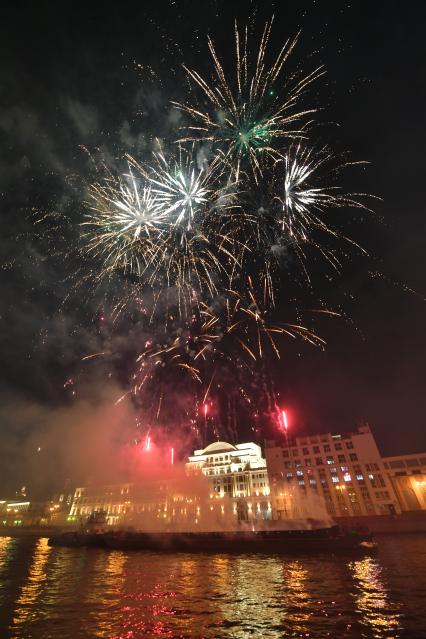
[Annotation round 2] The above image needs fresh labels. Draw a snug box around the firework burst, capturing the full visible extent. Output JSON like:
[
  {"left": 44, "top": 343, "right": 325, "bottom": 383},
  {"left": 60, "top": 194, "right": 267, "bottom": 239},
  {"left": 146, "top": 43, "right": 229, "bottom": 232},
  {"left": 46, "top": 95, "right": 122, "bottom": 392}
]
[
  {"left": 276, "top": 143, "right": 369, "bottom": 244},
  {"left": 148, "top": 149, "right": 211, "bottom": 232},
  {"left": 37, "top": 18, "right": 376, "bottom": 443},
  {"left": 81, "top": 159, "right": 166, "bottom": 280},
  {"left": 175, "top": 18, "right": 323, "bottom": 181}
]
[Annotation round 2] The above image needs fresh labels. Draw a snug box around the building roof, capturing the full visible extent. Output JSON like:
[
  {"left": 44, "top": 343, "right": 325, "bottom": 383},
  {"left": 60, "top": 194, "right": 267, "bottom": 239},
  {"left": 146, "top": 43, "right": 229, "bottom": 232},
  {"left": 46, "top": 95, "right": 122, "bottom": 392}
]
[{"left": 202, "top": 441, "right": 237, "bottom": 455}]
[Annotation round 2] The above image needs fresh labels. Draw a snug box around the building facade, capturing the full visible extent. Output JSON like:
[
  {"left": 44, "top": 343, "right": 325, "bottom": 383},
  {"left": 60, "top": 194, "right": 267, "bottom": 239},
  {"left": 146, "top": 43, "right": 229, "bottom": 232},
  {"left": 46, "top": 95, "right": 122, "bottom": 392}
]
[
  {"left": 265, "top": 424, "right": 402, "bottom": 519},
  {"left": 67, "top": 431, "right": 426, "bottom": 528},
  {"left": 383, "top": 453, "right": 426, "bottom": 511},
  {"left": 186, "top": 441, "right": 271, "bottom": 521},
  {"left": 69, "top": 441, "right": 272, "bottom": 528}
]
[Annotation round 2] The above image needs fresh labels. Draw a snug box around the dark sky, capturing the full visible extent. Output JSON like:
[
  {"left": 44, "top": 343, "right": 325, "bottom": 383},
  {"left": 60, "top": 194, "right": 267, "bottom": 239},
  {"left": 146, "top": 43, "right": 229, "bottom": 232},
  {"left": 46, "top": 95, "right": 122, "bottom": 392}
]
[{"left": 1, "top": 0, "right": 426, "bottom": 487}]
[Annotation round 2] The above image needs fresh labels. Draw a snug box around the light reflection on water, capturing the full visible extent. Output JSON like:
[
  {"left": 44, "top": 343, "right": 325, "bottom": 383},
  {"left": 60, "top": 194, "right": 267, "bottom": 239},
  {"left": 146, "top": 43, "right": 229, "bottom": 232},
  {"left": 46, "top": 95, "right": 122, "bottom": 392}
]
[
  {"left": 350, "top": 557, "right": 402, "bottom": 638},
  {"left": 9, "top": 537, "right": 52, "bottom": 634},
  {"left": 0, "top": 534, "right": 425, "bottom": 638}
]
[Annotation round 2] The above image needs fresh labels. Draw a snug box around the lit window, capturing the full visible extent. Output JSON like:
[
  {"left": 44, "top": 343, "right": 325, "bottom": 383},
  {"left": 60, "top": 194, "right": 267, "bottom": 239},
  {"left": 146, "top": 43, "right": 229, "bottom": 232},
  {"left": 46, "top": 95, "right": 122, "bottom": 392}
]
[
  {"left": 327, "top": 457, "right": 335, "bottom": 465},
  {"left": 356, "top": 474, "right": 364, "bottom": 481},
  {"left": 343, "top": 473, "right": 351, "bottom": 482},
  {"left": 341, "top": 465, "right": 348, "bottom": 472},
  {"left": 296, "top": 470, "right": 303, "bottom": 477},
  {"left": 298, "top": 480, "right": 305, "bottom": 486},
  {"left": 331, "top": 476, "right": 339, "bottom": 483}
]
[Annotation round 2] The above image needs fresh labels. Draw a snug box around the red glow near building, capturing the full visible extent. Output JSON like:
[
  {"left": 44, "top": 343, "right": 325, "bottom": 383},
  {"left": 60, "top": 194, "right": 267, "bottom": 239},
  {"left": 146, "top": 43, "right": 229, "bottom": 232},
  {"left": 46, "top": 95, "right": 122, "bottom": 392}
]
[{"left": 281, "top": 410, "right": 288, "bottom": 432}]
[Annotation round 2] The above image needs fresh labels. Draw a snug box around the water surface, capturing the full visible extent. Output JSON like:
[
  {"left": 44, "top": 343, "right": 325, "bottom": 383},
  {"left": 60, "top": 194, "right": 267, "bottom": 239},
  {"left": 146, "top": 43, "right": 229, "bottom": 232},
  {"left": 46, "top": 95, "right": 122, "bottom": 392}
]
[{"left": 0, "top": 533, "right": 425, "bottom": 638}]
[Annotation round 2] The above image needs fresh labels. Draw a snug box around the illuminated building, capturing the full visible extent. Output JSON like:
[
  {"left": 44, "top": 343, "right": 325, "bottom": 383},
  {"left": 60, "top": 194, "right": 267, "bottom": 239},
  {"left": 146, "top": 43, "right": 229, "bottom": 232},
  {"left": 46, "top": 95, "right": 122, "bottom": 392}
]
[
  {"left": 383, "top": 453, "right": 426, "bottom": 511},
  {"left": 69, "top": 441, "right": 271, "bottom": 527},
  {"left": 70, "top": 482, "right": 175, "bottom": 526},
  {"left": 67, "top": 432, "right": 426, "bottom": 527},
  {"left": 0, "top": 500, "right": 54, "bottom": 527},
  {"left": 265, "top": 424, "right": 402, "bottom": 519},
  {"left": 186, "top": 441, "right": 271, "bottom": 520}
]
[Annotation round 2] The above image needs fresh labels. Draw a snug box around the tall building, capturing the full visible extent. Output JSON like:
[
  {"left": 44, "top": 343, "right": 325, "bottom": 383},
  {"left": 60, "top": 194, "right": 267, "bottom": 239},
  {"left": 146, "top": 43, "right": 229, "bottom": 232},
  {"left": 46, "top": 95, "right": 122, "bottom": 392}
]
[{"left": 265, "top": 424, "right": 402, "bottom": 519}]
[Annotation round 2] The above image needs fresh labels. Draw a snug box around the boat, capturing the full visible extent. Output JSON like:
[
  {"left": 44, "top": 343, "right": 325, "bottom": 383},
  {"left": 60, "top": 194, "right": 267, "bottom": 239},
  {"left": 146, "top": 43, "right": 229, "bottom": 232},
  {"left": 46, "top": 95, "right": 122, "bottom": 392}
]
[{"left": 49, "top": 523, "right": 377, "bottom": 554}]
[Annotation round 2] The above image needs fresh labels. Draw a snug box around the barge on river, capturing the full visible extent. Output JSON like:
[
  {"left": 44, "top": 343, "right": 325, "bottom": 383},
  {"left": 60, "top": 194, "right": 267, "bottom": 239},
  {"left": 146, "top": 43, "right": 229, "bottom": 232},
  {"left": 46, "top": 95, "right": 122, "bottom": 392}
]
[{"left": 49, "top": 523, "right": 376, "bottom": 554}]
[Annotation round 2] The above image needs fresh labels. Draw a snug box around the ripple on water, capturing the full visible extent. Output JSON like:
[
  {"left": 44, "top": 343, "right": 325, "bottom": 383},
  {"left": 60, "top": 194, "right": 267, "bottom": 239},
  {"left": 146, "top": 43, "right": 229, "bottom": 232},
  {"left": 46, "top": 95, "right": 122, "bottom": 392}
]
[{"left": 0, "top": 535, "right": 425, "bottom": 638}]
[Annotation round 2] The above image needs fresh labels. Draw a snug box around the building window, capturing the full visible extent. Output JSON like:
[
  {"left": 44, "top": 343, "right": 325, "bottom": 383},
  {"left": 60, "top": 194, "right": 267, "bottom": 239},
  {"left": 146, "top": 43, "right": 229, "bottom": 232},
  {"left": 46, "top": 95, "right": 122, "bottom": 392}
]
[
  {"left": 292, "top": 449, "right": 298, "bottom": 456},
  {"left": 338, "top": 455, "right": 346, "bottom": 463},
  {"left": 316, "top": 458, "right": 323, "bottom": 466},
  {"left": 407, "top": 459, "right": 420, "bottom": 467},
  {"left": 356, "top": 474, "right": 364, "bottom": 481},
  {"left": 324, "top": 445, "right": 331, "bottom": 453},
  {"left": 340, "top": 465, "right": 348, "bottom": 472},
  {"left": 346, "top": 442, "right": 354, "bottom": 449},
  {"left": 286, "top": 472, "right": 293, "bottom": 478},
  {"left": 309, "top": 479, "right": 317, "bottom": 486},
  {"left": 295, "top": 459, "right": 302, "bottom": 468},
  {"left": 343, "top": 473, "right": 352, "bottom": 482},
  {"left": 302, "top": 447, "right": 309, "bottom": 455},
  {"left": 335, "top": 443, "right": 343, "bottom": 451},
  {"left": 305, "top": 459, "right": 312, "bottom": 467},
  {"left": 313, "top": 446, "right": 320, "bottom": 454},
  {"left": 283, "top": 450, "right": 289, "bottom": 458},
  {"left": 326, "top": 457, "right": 335, "bottom": 465},
  {"left": 298, "top": 480, "right": 305, "bottom": 486},
  {"left": 349, "top": 453, "right": 358, "bottom": 462},
  {"left": 331, "top": 476, "right": 339, "bottom": 483},
  {"left": 284, "top": 461, "right": 292, "bottom": 469},
  {"left": 296, "top": 470, "right": 303, "bottom": 477}
]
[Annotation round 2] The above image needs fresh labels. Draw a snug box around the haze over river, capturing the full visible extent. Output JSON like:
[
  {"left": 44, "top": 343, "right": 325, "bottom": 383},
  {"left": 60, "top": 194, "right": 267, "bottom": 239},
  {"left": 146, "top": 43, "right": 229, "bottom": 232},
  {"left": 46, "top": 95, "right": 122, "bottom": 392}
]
[{"left": 0, "top": 533, "right": 425, "bottom": 638}]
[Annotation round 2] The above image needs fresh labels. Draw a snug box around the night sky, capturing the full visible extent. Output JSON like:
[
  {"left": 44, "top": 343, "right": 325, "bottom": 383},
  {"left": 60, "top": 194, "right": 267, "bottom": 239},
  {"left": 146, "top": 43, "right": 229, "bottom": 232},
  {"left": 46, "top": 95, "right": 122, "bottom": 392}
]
[{"left": 1, "top": 0, "right": 426, "bottom": 495}]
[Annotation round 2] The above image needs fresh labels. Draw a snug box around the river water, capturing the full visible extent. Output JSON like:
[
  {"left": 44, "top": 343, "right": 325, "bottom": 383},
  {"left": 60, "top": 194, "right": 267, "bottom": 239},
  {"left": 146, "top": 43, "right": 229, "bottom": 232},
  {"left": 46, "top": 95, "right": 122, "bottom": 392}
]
[{"left": 0, "top": 533, "right": 425, "bottom": 638}]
